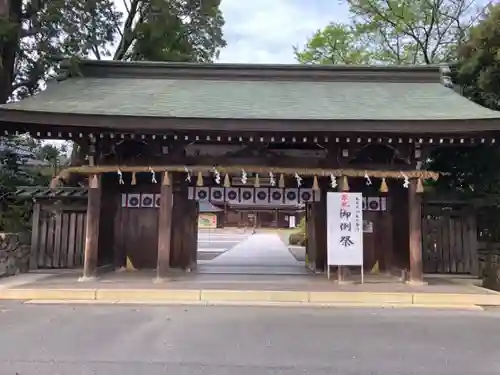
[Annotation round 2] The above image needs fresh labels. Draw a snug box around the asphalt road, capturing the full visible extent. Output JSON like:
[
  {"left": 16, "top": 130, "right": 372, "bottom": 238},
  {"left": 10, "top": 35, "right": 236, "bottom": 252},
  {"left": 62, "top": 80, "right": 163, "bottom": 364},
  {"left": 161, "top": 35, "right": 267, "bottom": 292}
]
[{"left": 1, "top": 302, "right": 500, "bottom": 375}]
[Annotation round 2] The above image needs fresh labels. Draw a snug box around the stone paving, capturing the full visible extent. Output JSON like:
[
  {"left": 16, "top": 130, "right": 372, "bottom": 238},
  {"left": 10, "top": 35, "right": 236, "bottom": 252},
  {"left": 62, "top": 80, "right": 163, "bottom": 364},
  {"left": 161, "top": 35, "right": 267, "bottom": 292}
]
[{"left": 207, "top": 233, "right": 299, "bottom": 266}]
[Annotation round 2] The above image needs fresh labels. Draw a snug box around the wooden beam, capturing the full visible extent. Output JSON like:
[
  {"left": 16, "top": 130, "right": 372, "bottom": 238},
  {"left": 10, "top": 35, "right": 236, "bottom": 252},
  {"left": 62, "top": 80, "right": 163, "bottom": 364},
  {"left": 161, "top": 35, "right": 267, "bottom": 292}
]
[
  {"left": 81, "top": 174, "right": 102, "bottom": 279},
  {"left": 408, "top": 179, "right": 423, "bottom": 283},
  {"left": 157, "top": 172, "right": 173, "bottom": 279}
]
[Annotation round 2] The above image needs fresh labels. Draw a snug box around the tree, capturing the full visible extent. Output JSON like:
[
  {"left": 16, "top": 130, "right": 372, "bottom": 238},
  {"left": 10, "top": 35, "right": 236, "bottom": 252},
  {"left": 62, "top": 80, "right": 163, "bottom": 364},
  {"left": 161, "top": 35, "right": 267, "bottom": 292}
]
[
  {"left": 0, "top": 0, "right": 227, "bottom": 103},
  {"left": 445, "top": 4, "right": 500, "bottom": 289},
  {"left": 113, "top": 0, "right": 226, "bottom": 62},
  {"left": 0, "top": 136, "right": 64, "bottom": 231},
  {"left": 0, "top": 0, "right": 121, "bottom": 103},
  {"left": 294, "top": 23, "right": 375, "bottom": 64},
  {"left": 296, "top": 0, "right": 491, "bottom": 65},
  {"left": 345, "top": 0, "right": 492, "bottom": 64},
  {"left": 454, "top": 3, "right": 500, "bottom": 110}
]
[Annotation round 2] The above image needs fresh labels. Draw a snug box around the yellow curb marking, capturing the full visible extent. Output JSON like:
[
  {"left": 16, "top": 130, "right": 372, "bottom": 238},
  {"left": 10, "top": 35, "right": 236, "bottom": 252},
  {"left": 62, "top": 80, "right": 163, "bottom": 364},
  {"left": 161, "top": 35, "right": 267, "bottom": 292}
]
[
  {"left": 23, "top": 300, "right": 484, "bottom": 311},
  {"left": 1, "top": 288, "right": 498, "bottom": 310}
]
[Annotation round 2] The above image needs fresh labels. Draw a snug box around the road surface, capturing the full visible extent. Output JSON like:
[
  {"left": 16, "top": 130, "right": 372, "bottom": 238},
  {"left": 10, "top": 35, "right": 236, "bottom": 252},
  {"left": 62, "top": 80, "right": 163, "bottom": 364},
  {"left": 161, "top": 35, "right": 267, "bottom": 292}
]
[{"left": 1, "top": 302, "right": 499, "bottom": 374}]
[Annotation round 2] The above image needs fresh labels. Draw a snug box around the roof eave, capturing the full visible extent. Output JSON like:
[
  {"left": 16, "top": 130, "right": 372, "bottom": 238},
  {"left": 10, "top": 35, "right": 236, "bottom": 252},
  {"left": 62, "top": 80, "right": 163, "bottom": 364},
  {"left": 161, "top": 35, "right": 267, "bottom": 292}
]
[{"left": 1, "top": 108, "right": 500, "bottom": 134}]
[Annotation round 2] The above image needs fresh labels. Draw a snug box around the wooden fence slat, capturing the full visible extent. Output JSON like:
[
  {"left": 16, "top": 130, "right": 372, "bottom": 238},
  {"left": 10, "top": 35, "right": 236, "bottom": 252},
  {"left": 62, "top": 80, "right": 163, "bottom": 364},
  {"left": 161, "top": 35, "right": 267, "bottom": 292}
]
[
  {"left": 29, "top": 203, "right": 41, "bottom": 270},
  {"left": 45, "top": 214, "right": 55, "bottom": 268},
  {"left": 53, "top": 212, "right": 62, "bottom": 268},
  {"left": 60, "top": 213, "right": 70, "bottom": 268},
  {"left": 67, "top": 213, "right": 77, "bottom": 267},
  {"left": 437, "top": 217, "right": 444, "bottom": 273},
  {"left": 462, "top": 216, "right": 471, "bottom": 274},
  {"left": 449, "top": 218, "right": 456, "bottom": 273},
  {"left": 75, "top": 213, "right": 85, "bottom": 266},
  {"left": 38, "top": 212, "right": 48, "bottom": 268},
  {"left": 469, "top": 215, "right": 479, "bottom": 276},
  {"left": 455, "top": 218, "right": 464, "bottom": 273},
  {"left": 421, "top": 216, "right": 430, "bottom": 273}
]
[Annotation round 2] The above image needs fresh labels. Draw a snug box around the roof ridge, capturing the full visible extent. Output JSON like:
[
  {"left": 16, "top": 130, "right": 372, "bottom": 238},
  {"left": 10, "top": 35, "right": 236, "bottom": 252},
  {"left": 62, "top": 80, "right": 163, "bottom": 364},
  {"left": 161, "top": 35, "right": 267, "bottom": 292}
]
[{"left": 56, "top": 58, "right": 444, "bottom": 83}]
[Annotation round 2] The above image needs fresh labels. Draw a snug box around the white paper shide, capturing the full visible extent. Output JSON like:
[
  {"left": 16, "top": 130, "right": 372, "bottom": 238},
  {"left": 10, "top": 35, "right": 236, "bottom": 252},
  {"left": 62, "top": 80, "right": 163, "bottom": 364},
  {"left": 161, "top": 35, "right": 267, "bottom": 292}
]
[{"left": 326, "top": 192, "right": 363, "bottom": 266}]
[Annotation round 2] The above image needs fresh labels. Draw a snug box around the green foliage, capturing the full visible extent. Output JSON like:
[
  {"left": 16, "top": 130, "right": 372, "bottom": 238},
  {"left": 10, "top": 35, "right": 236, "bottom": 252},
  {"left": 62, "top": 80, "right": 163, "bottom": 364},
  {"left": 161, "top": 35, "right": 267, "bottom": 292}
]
[
  {"left": 0, "top": 137, "right": 65, "bottom": 231},
  {"left": 289, "top": 217, "right": 307, "bottom": 246},
  {"left": 429, "top": 146, "right": 500, "bottom": 196},
  {"left": 294, "top": 23, "right": 374, "bottom": 64},
  {"left": 455, "top": 4, "right": 500, "bottom": 111},
  {"left": 296, "top": 0, "right": 488, "bottom": 65},
  {"left": 289, "top": 231, "right": 306, "bottom": 246},
  {"left": 113, "top": 0, "right": 226, "bottom": 62},
  {"left": 298, "top": 216, "right": 306, "bottom": 231},
  {"left": 345, "top": 0, "right": 480, "bottom": 64},
  {"left": 1, "top": 0, "right": 226, "bottom": 101},
  {"left": 2, "top": 0, "right": 121, "bottom": 101}
]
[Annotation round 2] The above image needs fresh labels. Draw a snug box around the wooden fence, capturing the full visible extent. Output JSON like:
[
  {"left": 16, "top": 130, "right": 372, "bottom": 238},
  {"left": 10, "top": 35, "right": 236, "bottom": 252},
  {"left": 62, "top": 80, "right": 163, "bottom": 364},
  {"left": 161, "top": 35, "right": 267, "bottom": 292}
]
[
  {"left": 477, "top": 242, "right": 500, "bottom": 278},
  {"left": 422, "top": 201, "right": 478, "bottom": 275},
  {"left": 21, "top": 188, "right": 492, "bottom": 275},
  {"left": 29, "top": 204, "right": 87, "bottom": 269}
]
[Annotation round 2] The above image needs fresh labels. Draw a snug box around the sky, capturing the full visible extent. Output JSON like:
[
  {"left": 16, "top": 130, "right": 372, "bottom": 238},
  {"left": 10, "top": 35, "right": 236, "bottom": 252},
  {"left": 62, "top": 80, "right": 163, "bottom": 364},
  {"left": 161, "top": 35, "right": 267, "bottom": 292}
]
[
  {"left": 217, "top": 0, "right": 350, "bottom": 63},
  {"left": 115, "top": 0, "right": 350, "bottom": 64}
]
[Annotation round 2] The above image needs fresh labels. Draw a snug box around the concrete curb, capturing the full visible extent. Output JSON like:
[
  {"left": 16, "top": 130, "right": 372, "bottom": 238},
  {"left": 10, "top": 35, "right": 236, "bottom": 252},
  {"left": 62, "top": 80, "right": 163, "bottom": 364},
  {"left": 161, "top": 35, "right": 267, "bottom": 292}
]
[
  {"left": 2, "top": 288, "right": 500, "bottom": 307},
  {"left": 23, "top": 299, "right": 484, "bottom": 310}
]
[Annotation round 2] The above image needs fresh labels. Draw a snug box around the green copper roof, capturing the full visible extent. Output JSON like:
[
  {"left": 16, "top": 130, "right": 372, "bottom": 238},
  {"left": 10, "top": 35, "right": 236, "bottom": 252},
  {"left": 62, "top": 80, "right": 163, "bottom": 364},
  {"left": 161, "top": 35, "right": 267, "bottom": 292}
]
[{"left": 1, "top": 60, "right": 499, "bottom": 121}]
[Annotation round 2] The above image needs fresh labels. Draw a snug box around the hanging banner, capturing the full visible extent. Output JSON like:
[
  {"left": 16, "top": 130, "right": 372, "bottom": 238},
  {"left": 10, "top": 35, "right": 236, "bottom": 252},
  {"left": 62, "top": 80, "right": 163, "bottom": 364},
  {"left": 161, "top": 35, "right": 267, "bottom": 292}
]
[{"left": 326, "top": 192, "right": 363, "bottom": 266}]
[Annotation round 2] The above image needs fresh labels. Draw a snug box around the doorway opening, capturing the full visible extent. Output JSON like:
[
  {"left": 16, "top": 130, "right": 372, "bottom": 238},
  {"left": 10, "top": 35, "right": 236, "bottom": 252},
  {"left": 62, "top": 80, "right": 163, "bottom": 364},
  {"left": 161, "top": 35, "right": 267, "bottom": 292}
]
[{"left": 193, "top": 187, "right": 310, "bottom": 275}]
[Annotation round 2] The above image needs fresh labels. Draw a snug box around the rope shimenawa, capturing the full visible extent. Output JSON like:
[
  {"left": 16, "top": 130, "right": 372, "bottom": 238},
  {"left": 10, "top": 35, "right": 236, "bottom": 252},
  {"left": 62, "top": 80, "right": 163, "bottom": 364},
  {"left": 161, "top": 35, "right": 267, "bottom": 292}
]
[{"left": 54, "top": 165, "right": 439, "bottom": 181}]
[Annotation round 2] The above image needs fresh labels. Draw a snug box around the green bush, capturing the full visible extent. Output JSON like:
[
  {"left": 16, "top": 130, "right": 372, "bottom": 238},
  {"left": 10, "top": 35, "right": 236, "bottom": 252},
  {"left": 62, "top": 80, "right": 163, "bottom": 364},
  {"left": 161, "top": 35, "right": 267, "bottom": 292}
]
[{"left": 289, "top": 231, "right": 306, "bottom": 246}]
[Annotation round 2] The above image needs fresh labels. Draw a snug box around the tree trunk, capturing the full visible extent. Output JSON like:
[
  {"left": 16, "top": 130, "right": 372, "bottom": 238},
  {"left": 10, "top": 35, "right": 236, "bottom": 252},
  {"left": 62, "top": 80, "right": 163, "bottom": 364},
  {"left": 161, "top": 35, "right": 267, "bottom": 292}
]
[{"left": 0, "top": 0, "right": 22, "bottom": 103}]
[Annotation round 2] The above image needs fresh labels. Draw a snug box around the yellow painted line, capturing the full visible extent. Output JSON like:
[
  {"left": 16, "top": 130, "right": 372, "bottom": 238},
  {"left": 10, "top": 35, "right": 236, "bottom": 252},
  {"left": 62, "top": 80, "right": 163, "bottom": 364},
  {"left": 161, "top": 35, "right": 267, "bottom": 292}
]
[
  {"left": 1, "top": 288, "right": 498, "bottom": 310},
  {"left": 25, "top": 299, "right": 117, "bottom": 305},
  {"left": 409, "top": 304, "right": 484, "bottom": 311},
  {"left": 309, "top": 291, "right": 413, "bottom": 304},
  {"left": 95, "top": 289, "right": 201, "bottom": 301},
  {"left": 22, "top": 300, "right": 483, "bottom": 311},
  {"left": 412, "top": 293, "right": 500, "bottom": 306},
  {"left": 200, "top": 290, "right": 309, "bottom": 302},
  {"left": 0, "top": 289, "right": 97, "bottom": 300}
]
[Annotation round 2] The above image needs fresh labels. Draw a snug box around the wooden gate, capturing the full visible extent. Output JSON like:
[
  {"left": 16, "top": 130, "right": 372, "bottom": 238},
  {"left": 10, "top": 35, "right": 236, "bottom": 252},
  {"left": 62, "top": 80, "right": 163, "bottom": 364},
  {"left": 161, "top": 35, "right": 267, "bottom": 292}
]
[
  {"left": 30, "top": 205, "right": 87, "bottom": 269},
  {"left": 422, "top": 202, "right": 478, "bottom": 275}
]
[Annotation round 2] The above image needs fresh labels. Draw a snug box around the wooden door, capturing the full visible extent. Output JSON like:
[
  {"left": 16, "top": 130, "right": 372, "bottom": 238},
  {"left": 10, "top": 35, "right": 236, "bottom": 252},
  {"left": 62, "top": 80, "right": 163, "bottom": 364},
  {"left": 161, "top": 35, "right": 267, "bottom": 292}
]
[
  {"left": 114, "top": 208, "right": 159, "bottom": 269},
  {"left": 363, "top": 211, "right": 393, "bottom": 272}
]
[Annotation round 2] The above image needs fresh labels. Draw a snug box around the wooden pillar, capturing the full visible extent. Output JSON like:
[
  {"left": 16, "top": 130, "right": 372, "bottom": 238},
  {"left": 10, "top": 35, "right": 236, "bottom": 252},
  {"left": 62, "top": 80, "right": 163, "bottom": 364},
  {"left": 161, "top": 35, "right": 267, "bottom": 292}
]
[
  {"left": 180, "top": 199, "right": 197, "bottom": 270},
  {"left": 314, "top": 186, "right": 328, "bottom": 272},
  {"left": 408, "top": 179, "right": 423, "bottom": 283},
  {"left": 189, "top": 201, "right": 199, "bottom": 270},
  {"left": 169, "top": 176, "right": 189, "bottom": 269},
  {"left": 81, "top": 174, "right": 101, "bottom": 279},
  {"left": 305, "top": 204, "right": 316, "bottom": 271},
  {"left": 157, "top": 172, "right": 173, "bottom": 279}
]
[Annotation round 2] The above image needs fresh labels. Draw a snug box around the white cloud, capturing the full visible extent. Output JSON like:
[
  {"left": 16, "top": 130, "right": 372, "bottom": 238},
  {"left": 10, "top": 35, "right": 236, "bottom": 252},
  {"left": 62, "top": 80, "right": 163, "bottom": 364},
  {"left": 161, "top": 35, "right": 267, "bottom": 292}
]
[
  {"left": 219, "top": 0, "right": 349, "bottom": 63},
  {"left": 112, "top": 0, "right": 348, "bottom": 64}
]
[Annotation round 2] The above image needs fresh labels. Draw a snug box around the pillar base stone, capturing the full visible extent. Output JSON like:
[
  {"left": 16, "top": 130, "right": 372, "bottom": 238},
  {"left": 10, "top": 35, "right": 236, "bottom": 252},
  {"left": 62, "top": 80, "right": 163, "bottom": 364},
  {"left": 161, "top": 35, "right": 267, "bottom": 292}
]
[{"left": 78, "top": 276, "right": 98, "bottom": 282}]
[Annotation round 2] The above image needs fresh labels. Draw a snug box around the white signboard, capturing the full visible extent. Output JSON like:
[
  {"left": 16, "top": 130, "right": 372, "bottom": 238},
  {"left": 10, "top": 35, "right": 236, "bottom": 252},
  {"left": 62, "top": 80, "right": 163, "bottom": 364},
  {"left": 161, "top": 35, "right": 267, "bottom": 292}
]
[{"left": 327, "top": 192, "right": 363, "bottom": 266}]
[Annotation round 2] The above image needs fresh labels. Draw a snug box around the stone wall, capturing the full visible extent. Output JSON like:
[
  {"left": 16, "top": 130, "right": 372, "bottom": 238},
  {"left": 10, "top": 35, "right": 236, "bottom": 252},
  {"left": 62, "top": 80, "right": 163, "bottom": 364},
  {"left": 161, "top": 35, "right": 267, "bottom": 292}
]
[{"left": 0, "top": 233, "right": 31, "bottom": 277}]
